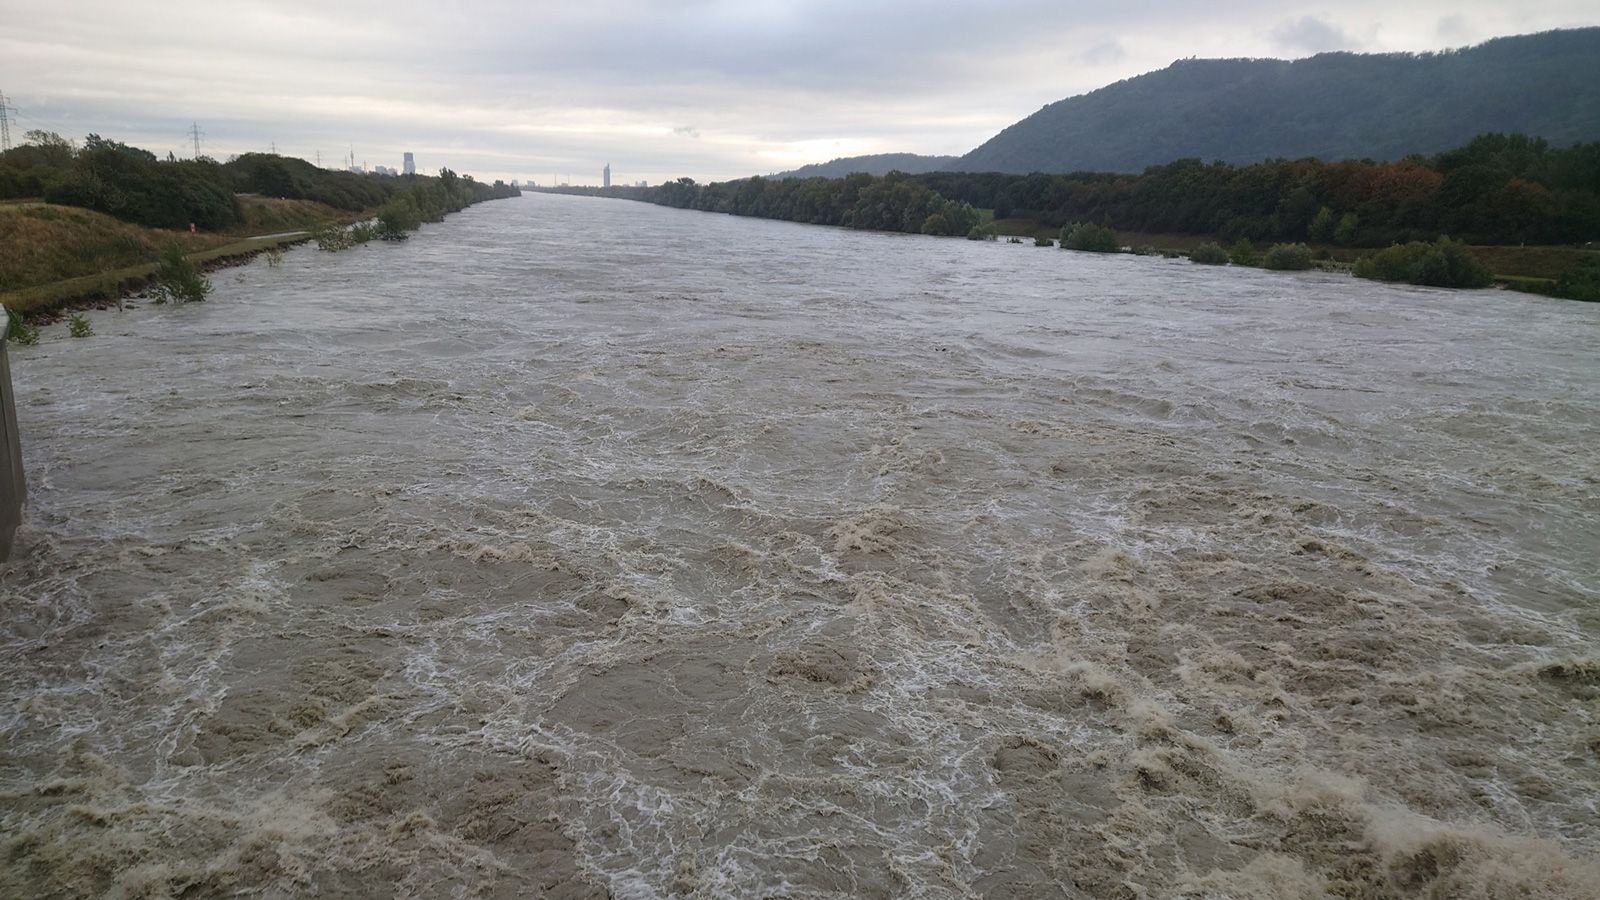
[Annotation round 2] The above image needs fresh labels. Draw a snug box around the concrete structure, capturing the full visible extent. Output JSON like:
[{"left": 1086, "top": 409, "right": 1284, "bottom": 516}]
[
  {"left": 603, "top": 163, "right": 611, "bottom": 188},
  {"left": 403, "top": 152, "right": 416, "bottom": 176},
  {"left": 0, "top": 316, "right": 26, "bottom": 560}
]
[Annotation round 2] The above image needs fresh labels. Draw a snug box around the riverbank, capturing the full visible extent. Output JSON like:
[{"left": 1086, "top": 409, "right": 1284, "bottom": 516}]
[
  {"left": 986, "top": 216, "right": 1599, "bottom": 295},
  {"left": 0, "top": 197, "right": 363, "bottom": 315}
]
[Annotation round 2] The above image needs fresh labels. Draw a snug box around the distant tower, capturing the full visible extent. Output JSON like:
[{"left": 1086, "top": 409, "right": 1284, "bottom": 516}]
[
  {"left": 403, "top": 152, "right": 415, "bottom": 176},
  {"left": 603, "top": 163, "right": 611, "bottom": 188}
]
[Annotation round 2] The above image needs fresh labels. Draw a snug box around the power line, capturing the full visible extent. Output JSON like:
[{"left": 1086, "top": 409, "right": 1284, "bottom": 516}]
[{"left": 188, "top": 121, "right": 204, "bottom": 160}]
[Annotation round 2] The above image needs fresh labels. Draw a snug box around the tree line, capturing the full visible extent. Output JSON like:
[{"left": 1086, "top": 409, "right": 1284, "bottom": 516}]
[
  {"left": 551, "top": 133, "right": 1597, "bottom": 248},
  {"left": 554, "top": 171, "right": 985, "bottom": 237},
  {"left": 0, "top": 131, "right": 519, "bottom": 231},
  {"left": 918, "top": 133, "right": 1599, "bottom": 247}
]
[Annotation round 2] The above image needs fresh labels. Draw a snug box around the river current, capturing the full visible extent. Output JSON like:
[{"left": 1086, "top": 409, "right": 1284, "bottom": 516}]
[{"left": 2, "top": 194, "right": 1598, "bottom": 898}]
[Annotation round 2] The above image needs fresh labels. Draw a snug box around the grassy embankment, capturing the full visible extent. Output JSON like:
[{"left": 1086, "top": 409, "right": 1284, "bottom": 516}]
[
  {"left": 987, "top": 215, "right": 1598, "bottom": 288},
  {"left": 0, "top": 196, "right": 362, "bottom": 314}
]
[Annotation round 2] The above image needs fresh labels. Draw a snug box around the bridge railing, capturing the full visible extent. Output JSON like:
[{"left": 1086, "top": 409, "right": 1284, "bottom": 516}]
[{"left": 0, "top": 316, "right": 25, "bottom": 560}]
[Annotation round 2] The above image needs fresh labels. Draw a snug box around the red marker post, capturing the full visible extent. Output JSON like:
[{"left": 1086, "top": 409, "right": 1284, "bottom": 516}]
[{"left": 189, "top": 223, "right": 196, "bottom": 234}]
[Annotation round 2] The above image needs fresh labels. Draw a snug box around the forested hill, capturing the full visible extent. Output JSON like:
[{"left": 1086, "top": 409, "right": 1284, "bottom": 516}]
[
  {"left": 775, "top": 153, "right": 959, "bottom": 179},
  {"left": 957, "top": 28, "right": 1600, "bottom": 175}
]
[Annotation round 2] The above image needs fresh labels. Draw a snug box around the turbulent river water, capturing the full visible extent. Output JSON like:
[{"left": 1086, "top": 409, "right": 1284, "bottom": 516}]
[{"left": 2, "top": 194, "right": 1598, "bottom": 899}]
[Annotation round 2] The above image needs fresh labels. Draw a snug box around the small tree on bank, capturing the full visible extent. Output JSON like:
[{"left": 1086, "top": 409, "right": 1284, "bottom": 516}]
[
  {"left": 1263, "top": 243, "right": 1315, "bottom": 270},
  {"left": 1060, "top": 223, "right": 1120, "bottom": 252},
  {"left": 149, "top": 244, "right": 212, "bottom": 303},
  {"left": 1228, "top": 239, "right": 1261, "bottom": 267},
  {"left": 1353, "top": 237, "right": 1492, "bottom": 288}
]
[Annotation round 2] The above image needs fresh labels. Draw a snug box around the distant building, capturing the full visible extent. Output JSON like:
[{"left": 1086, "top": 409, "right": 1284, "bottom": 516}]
[
  {"left": 603, "top": 163, "right": 611, "bottom": 188},
  {"left": 372, "top": 165, "right": 397, "bottom": 177},
  {"left": 636, "top": 180, "right": 647, "bottom": 188},
  {"left": 403, "top": 152, "right": 415, "bottom": 176}
]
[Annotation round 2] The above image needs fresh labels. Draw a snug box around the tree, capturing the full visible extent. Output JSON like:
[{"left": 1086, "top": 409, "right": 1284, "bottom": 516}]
[
  {"left": 1334, "top": 212, "right": 1359, "bottom": 245},
  {"left": 23, "top": 130, "right": 74, "bottom": 166},
  {"left": 1308, "top": 206, "right": 1336, "bottom": 242}
]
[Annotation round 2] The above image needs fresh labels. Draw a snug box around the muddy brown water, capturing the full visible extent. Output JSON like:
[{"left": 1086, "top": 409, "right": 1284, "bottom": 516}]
[{"left": 2, "top": 193, "right": 1598, "bottom": 898}]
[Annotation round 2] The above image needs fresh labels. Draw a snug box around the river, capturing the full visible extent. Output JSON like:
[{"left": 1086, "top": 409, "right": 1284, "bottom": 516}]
[{"left": 3, "top": 193, "right": 1597, "bottom": 898}]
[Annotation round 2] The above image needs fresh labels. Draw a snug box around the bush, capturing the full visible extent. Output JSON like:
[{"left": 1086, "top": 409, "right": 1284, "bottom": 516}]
[
  {"left": 1228, "top": 239, "right": 1261, "bottom": 267},
  {"left": 1190, "top": 242, "right": 1229, "bottom": 265},
  {"left": 1551, "top": 259, "right": 1600, "bottom": 302},
  {"left": 5, "top": 306, "right": 39, "bottom": 346},
  {"left": 378, "top": 197, "right": 422, "bottom": 241},
  {"left": 1006, "top": 236, "right": 1023, "bottom": 244},
  {"left": 966, "top": 225, "right": 997, "bottom": 241},
  {"left": 314, "top": 224, "right": 354, "bottom": 252},
  {"left": 1034, "top": 236, "right": 1053, "bottom": 247},
  {"left": 1060, "top": 222, "right": 1120, "bottom": 253},
  {"left": 149, "top": 244, "right": 212, "bottom": 303},
  {"left": 68, "top": 313, "right": 93, "bottom": 337},
  {"left": 1263, "top": 242, "right": 1315, "bottom": 270},
  {"left": 1353, "top": 237, "right": 1493, "bottom": 288},
  {"left": 264, "top": 245, "right": 284, "bottom": 268}
]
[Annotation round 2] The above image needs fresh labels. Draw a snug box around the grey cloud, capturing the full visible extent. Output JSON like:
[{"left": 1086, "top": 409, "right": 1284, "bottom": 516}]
[
  {"left": 1436, "top": 14, "right": 1473, "bottom": 42},
  {"left": 1078, "top": 42, "right": 1126, "bottom": 66},
  {"left": 1271, "top": 15, "right": 1358, "bottom": 53},
  {"left": 673, "top": 126, "right": 702, "bottom": 139}
]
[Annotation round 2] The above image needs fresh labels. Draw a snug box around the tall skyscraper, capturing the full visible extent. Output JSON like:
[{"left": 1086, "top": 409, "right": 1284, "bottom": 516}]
[
  {"left": 603, "top": 163, "right": 611, "bottom": 188},
  {"left": 403, "top": 152, "right": 416, "bottom": 176}
]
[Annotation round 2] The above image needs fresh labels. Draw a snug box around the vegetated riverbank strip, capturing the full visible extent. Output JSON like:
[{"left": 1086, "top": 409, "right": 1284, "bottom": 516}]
[
  {"left": 1, "top": 193, "right": 511, "bottom": 319},
  {"left": 0, "top": 231, "right": 319, "bottom": 316}
]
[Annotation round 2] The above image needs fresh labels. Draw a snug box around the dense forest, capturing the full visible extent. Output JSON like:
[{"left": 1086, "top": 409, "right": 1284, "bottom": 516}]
[
  {"left": 957, "top": 28, "right": 1600, "bottom": 174},
  {"left": 0, "top": 132, "right": 519, "bottom": 231},
  {"left": 556, "top": 133, "right": 1599, "bottom": 249}
]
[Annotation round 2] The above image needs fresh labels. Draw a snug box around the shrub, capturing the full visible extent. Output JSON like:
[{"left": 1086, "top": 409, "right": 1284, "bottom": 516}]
[
  {"left": 68, "top": 313, "right": 93, "bottom": 338},
  {"left": 1353, "top": 237, "right": 1492, "bottom": 289},
  {"left": 264, "top": 245, "right": 284, "bottom": 267},
  {"left": 1263, "top": 243, "right": 1315, "bottom": 271},
  {"left": 1034, "top": 236, "right": 1053, "bottom": 247},
  {"left": 1190, "top": 242, "right": 1229, "bottom": 265},
  {"left": 1228, "top": 239, "right": 1261, "bottom": 267},
  {"left": 1006, "top": 236, "right": 1023, "bottom": 244},
  {"left": 966, "top": 225, "right": 997, "bottom": 241},
  {"left": 1552, "top": 260, "right": 1600, "bottom": 301},
  {"left": 378, "top": 197, "right": 423, "bottom": 241},
  {"left": 5, "top": 306, "right": 39, "bottom": 346},
  {"left": 1060, "top": 222, "right": 1120, "bottom": 253},
  {"left": 314, "top": 224, "right": 354, "bottom": 252},
  {"left": 149, "top": 244, "right": 212, "bottom": 303}
]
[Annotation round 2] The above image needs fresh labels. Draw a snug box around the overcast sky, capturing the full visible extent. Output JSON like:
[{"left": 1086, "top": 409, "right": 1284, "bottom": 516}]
[{"left": 1, "top": 2, "right": 1594, "bottom": 185}]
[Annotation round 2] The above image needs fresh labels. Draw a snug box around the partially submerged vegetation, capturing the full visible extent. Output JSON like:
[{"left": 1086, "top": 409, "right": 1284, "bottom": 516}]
[
  {"left": 1354, "top": 237, "right": 1494, "bottom": 289},
  {"left": 1190, "top": 242, "right": 1229, "bottom": 265},
  {"left": 148, "top": 244, "right": 213, "bottom": 304},
  {"left": 1262, "top": 242, "right": 1315, "bottom": 271},
  {"left": 1060, "top": 223, "right": 1120, "bottom": 253},
  {"left": 5, "top": 307, "right": 38, "bottom": 346}
]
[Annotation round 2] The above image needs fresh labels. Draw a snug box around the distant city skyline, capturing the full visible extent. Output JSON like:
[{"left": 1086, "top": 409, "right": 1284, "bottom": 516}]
[{"left": 1, "top": 1, "right": 1595, "bottom": 184}]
